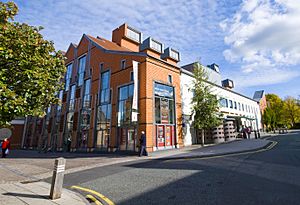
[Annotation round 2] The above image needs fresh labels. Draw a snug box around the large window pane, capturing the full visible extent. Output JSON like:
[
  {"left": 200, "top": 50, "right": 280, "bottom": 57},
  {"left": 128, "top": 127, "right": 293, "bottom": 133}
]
[
  {"left": 154, "top": 83, "right": 175, "bottom": 125},
  {"left": 155, "top": 98, "right": 161, "bottom": 123},
  {"left": 107, "top": 104, "right": 111, "bottom": 121},
  {"left": 83, "top": 79, "right": 91, "bottom": 108},
  {"left": 154, "top": 83, "right": 174, "bottom": 98},
  {"left": 128, "top": 84, "right": 134, "bottom": 97},
  {"left": 78, "top": 56, "right": 86, "bottom": 86},
  {"left": 119, "top": 86, "right": 128, "bottom": 100},
  {"left": 65, "top": 63, "right": 72, "bottom": 91},
  {"left": 80, "top": 109, "right": 91, "bottom": 130},
  {"left": 118, "top": 101, "right": 124, "bottom": 124},
  {"left": 161, "top": 98, "right": 169, "bottom": 124},
  {"left": 57, "top": 90, "right": 64, "bottom": 112},
  {"left": 169, "top": 100, "right": 174, "bottom": 124},
  {"left": 100, "top": 105, "right": 107, "bottom": 122},
  {"left": 69, "top": 85, "right": 76, "bottom": 111},
  {"left": 124, "top": 100, "right": 132, "bottom": 124},
  {"left": 101, "top": 71, "right": 109, "bottom": 89},
  {"left": 117, "top": 84, "right": 134, "bottom": 126}
]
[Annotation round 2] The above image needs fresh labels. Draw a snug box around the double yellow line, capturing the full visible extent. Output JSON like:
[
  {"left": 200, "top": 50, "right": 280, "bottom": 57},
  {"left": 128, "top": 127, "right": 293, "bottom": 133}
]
[{"left": 71, "top": 185, "right": 115, "bottom": 205}]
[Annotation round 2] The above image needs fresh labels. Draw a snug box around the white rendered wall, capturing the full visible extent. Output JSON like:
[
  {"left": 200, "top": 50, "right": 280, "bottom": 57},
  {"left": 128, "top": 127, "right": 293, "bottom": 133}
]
[{"left": 181, "top": 70, "right": 262, "bottom": 146}]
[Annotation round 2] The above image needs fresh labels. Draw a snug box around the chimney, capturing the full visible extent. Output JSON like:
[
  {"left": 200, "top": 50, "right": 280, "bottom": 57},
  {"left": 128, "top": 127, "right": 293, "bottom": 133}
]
[
  {"left": 112, "top": 23, "right": 142, "bottom": 52},
  {"left": 161, "top": 47, "right": 180, "bottom": 66},
  {"left": 140, "top": 37, "right": 164, "bottom": 58}
]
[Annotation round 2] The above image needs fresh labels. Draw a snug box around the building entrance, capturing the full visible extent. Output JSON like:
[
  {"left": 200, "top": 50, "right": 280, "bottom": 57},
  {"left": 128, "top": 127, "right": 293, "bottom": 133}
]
[{"left": 119, "top": 127, "right": 137, "bottom": 151}]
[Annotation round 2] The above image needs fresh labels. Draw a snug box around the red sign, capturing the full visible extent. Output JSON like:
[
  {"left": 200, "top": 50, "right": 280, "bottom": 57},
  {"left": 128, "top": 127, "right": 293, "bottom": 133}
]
[
  {"left": 165, "top": 126, "right": 171, "bottom": 146},
  {"left": 157, "top": 126, "right": 165, "bottom": 147}
]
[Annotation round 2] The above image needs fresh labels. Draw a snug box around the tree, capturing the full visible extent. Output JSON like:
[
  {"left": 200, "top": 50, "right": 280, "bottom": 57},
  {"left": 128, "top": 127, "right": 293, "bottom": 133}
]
[
  {"left": 0, "top": 2, "right": 65, "bottom": 126},
  {"left": 190, "top": 62, "right": 222, "bottom": 145},
  {"left": 262, "top": 107, "right": 275, "bottom": 131},
  {"left": 264, "top": 94, "right": 285, "bottom": 129},
  {"left": 282, "top": 96, "right": 300, "bottom": 128}
]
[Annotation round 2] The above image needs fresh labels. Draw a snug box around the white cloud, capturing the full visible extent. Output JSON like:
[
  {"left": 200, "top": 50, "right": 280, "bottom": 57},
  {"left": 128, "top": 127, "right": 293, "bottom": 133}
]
[
  {"left": 222, "top": 0, "right": 300, "bottom": 86},
  {"left": 13, "top": 0, "right": 230, "bottom": 66}
]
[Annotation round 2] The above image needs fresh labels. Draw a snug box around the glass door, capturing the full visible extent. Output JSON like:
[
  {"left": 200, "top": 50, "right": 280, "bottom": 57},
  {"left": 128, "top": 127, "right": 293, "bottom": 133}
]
[{"left": 127, "top": 129, "right": 135, "bottom": 151}]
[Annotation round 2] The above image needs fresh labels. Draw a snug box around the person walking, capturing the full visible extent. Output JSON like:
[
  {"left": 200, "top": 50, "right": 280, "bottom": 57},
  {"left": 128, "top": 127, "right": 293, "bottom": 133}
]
[
  {"left": 139, "top": 131, "right": 148, "bottom": 157},
  {"left": 246, "top": 127, "right": 252, "bottom": 139},
  {"left": 242, "top": 126, "right": 247, "bottom": 139},
  {"left": 1, "top": 138, "right": 10, "bottom": 158}
]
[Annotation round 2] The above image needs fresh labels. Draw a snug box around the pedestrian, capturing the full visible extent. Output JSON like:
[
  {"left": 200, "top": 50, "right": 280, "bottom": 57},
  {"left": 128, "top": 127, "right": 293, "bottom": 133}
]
[
  {"left": 67, "top": 136, "right": 72, "bottom": 152},
  {"left": 242, "top": 126, "right": 247, "bottom": 139},
  {"left": 247, "top": 127, "right": 252, "bottom": 139},
  {"left": 139, "top": 131, "right": 148, "bottom": 157},
  {"left": 1, "top": 138, "right": 10, "bottom": 158}
]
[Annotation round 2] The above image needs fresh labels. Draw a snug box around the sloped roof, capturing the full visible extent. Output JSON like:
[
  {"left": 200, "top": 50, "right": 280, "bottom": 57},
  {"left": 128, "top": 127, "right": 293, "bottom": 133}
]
[{"left": 86, "top": 35, "right": 133, "bottom": 52}]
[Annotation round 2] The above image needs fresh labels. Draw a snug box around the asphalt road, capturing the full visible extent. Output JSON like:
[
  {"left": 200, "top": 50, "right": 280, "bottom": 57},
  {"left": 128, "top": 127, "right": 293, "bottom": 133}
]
[{"left": 62, "top": 131, "right": 300, "bottom": 205}]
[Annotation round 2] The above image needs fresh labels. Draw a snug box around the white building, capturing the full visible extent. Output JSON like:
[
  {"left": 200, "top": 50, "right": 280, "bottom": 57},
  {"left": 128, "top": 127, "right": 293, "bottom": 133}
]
[{"left": 181, "top": 62, "right": 262, "bottom": 146}]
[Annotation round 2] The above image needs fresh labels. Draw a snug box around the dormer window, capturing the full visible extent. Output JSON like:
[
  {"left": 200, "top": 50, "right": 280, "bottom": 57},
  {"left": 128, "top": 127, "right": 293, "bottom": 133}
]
[
  {"left": 170, "top": 49, "right": 179, "bottom": 61},
  {"left": 126, "top": 26, "right": 141, "bottom": 43},
  {"left": 162, "top": 47, "right": 180, "bottom": 62},
  {"left": 151, "top": 39, "right": 163, "bottom": 53}
]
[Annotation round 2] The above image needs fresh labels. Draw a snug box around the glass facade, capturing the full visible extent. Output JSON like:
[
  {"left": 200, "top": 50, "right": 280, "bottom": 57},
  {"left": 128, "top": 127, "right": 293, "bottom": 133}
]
[
  {"left": 118, "top": 84, "right": 134, "bottom": 126},
  {"left": 154, "top": 83, "right": 175, "bottom": 124},
  {"left": 69, "top": 85, "right": 76, "bottom": 111},
  {"left": 82, "top": 79, "right": 91, "bottom": 108},
  {"left": 154, "top": 83, "right": 175, "bottom": 148},
  {"left": 78, "top": 56, "right": 86, "bottom": 86},
  {"left": 57, "top": 90, "right": 64, "bottom": 113},
  {"left": 65, "top": 63, "right": 72, "bottom": 91},
  {"left": 96, "top": 71, "right": 111, "bottom": 149}
]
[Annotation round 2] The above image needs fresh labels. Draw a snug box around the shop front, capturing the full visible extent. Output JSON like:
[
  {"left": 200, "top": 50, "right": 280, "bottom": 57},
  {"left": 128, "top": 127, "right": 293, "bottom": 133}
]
[{"left": 154, "top": 83, "right": 176, "bottom": 149}]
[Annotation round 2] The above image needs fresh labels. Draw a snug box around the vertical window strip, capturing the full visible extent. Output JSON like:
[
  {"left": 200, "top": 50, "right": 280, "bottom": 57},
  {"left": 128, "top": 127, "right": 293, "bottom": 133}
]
[{"left": 78, "top": 56, "right": 86, "bottom": 86}]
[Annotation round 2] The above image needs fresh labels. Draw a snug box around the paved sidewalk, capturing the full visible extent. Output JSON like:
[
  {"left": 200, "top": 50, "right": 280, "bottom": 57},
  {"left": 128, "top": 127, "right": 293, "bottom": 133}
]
[
  {"left": 0, "top": 181, "right": 88, "bottom": 205},
  {"left": 0, "top": 137, "right": 276, "bottom": 204}
]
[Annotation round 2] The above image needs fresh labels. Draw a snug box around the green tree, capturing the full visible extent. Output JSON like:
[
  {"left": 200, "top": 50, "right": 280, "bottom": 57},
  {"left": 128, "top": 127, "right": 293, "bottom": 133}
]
[
  {"left": 264, "top": 94, "right": 285, "bottom": 129},
  {"left": 190, "top": 62, "right": 222, "bottom": 145},
  {"left": 282, "top": 96, "right": 300, "bottom": 127},
  {"left": 0, "top": 2, "right": 65, "bottom": 126},
  {"left": 262, "top": 107, "right": 275, "bottom": 131}
]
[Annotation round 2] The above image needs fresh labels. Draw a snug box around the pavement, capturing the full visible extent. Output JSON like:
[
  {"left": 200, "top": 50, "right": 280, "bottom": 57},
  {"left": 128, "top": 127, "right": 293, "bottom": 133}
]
[{"left": 0, "top": 132, "right": 277, "bottom": 205}]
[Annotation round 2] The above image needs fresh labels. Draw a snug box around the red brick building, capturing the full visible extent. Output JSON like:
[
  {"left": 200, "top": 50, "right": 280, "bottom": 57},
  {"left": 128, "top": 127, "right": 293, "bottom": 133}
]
[{"left": 23, "top": 23, "right": 183, "bottom": 152}]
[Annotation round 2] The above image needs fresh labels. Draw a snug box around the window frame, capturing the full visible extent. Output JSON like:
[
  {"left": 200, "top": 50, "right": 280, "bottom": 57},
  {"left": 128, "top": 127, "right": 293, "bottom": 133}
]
[
  {"left": 121, "top": 59, "right": 126, "bottom": 70},
  {"left": 65, "top": 63, "right": 73, "bottom": 91},
  {"left": 77, "top": 55, "right": 87, "bottom": 86}
]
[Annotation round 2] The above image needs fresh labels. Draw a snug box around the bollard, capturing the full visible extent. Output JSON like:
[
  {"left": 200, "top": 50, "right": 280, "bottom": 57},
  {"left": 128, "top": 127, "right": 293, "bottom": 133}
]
[{"left": 49, "top": 157, "right": 66, "bottom": 200}]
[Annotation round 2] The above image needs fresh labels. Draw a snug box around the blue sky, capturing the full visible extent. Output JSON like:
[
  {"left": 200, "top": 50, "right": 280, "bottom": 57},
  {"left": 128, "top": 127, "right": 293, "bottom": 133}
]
[{"left": 10, "top": 0, "right": 300, "bottom": 99}]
